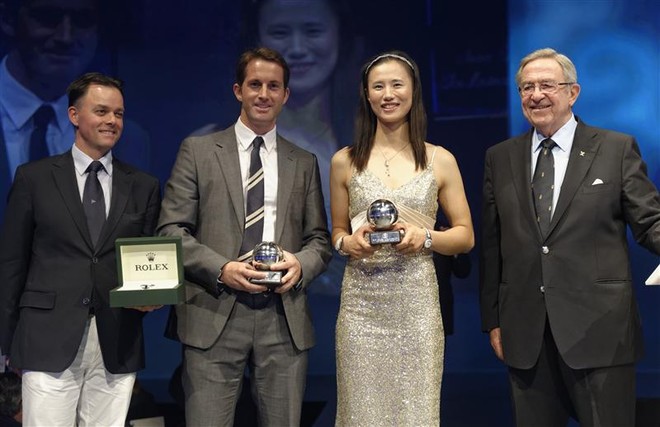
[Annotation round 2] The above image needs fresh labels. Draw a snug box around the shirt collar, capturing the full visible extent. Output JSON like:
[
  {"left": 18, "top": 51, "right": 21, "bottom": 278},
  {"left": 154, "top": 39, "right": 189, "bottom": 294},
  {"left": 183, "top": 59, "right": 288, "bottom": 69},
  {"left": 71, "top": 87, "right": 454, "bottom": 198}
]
[
  {"left": 0, "top": 56, "right": 71, "bottom": 131},
  {"left": 72, "top": 144, "right": 113, "bottom": 177},
  {"left": 234, "top": 117, "right": 277, "bottom": 153},
  {"left": 533, "top": 114, "right": 578, "bottom": 153}
]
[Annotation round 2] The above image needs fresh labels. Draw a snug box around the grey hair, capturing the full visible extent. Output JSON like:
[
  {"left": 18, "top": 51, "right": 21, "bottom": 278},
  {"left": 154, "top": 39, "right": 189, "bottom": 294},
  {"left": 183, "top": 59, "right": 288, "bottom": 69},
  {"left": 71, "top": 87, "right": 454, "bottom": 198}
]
[{"left": 515, "top": 47, "right": 578, "bottom": 87}]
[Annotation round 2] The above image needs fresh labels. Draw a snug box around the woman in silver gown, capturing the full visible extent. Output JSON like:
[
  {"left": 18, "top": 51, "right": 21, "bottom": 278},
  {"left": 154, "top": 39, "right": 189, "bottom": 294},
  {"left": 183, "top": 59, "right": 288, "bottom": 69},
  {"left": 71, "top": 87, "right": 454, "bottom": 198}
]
[{"left": 330, "top": 51, "right": 474, "bottom": 426}]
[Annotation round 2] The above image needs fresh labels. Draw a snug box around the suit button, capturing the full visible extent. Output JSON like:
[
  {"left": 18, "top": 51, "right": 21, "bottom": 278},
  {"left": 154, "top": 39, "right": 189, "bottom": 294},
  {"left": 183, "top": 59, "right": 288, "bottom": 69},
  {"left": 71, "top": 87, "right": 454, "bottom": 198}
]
[
  {"left": 92, "top": 257, "right": 98, "bottom": 263},
  {"left": 541, "top": 246, "right": 549, "bottom": 254},
  {"left": 82, "top": 297, "right": 91, "bottom": 305},
  {"left": 540, "top": 286, "right": 545, "bottom": 293}
]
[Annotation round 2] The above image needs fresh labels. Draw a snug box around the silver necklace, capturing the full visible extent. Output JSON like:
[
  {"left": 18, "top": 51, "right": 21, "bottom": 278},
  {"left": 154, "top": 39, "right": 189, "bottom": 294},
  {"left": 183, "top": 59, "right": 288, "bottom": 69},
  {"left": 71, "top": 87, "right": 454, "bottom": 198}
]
[{"left": 376, "top": 143, "right": 410, "bottom": 177}]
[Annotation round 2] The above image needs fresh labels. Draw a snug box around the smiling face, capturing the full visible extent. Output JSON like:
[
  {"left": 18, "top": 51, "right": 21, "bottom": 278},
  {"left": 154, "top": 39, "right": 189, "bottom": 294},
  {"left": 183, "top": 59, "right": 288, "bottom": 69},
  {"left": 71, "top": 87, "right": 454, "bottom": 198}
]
[
  {"left": 519, "top": 57, "right": 580, "bottom": 137},
  {"left": 11, "top": 0, "right": 98, "bottom": 91},
  {"left": 233, "top": 58, "right": 290, "bottom": 135},
  {"left": 68, "top": 84, "right": 124, "bottom": 159},
  {"left": 258, "top": 0, "right": 339, "bottom": 100},
  {"left": 366, "top": 59, "right": 414, "bottom": 128}
]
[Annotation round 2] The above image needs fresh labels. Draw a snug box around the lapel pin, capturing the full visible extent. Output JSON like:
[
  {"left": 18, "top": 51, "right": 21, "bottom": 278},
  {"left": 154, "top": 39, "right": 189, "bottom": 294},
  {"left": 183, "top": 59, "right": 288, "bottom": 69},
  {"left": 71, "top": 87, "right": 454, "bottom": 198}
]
[{"left": 579, "top": 151, "right": 585, "bottom": 157}]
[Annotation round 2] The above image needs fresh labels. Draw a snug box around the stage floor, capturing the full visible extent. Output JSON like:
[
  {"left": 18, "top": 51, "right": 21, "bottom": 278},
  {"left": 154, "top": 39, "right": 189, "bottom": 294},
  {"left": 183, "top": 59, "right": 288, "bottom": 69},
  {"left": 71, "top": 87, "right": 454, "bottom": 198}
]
[{"left": 139, "top": 371, "right": 659, "bottom": 426}]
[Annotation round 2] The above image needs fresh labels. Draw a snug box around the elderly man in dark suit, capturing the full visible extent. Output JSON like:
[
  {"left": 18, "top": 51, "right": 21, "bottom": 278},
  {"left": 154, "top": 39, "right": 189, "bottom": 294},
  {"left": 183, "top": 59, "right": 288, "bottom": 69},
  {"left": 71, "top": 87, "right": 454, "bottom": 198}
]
[
  {"left": 0, "top": 72, "right": 160, "bottom": 426},
  {"left": 157, "top": 47, "right": 331, "bottom": 426},
  {"left": 480, "top": 48, "right": 660, "bottom": 427}
]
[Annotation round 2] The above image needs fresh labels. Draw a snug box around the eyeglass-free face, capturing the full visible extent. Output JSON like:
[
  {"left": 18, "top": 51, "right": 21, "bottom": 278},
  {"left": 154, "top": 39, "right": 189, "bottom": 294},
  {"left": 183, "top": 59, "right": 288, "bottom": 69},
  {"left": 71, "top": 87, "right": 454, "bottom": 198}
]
[
  {"left": 234, "top": 59, "right": 291, "bottom": 135},
  {"left": 14, "top": 0, "right": 98, "bottom": 87},
  {"left": 366, "top": 60, "right": 414, "bottom": 128},
  {"left": 258, "top": 0, "right": 340, "bottom": 100}
]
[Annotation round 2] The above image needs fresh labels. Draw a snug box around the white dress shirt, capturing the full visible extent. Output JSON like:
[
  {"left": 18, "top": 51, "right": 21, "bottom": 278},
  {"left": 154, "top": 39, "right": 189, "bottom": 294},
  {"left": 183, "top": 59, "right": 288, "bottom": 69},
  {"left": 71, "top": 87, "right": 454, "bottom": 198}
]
[
  {"left": 531, "top": 115, "right": 578, "bottom": 218},
  {"left": 0, "top": 57, "right": 75, "bottom": 180},
  {"left": 234, "top": 118, "right": 278, "bottom": 243},
  {"left": 72, "top": 144, "right": 113, "bottom": 218}
]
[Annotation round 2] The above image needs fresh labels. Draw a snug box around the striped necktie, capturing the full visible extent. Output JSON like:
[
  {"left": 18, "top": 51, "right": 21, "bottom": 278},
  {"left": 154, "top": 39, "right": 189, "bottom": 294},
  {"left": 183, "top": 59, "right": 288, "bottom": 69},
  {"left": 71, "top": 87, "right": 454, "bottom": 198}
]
[{"left": 238, "top": 136, "right": 265, "bottom": 261}]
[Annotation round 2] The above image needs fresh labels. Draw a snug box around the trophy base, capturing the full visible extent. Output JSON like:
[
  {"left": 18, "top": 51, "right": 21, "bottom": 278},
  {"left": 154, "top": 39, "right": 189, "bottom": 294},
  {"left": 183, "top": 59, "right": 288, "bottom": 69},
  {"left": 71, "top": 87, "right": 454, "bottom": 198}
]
[
  {"left": 368, "top": 230, "right": 402, "bottom": 245},
  {"left": 251, "top": 271, "right": 283, "bottom": 287}
]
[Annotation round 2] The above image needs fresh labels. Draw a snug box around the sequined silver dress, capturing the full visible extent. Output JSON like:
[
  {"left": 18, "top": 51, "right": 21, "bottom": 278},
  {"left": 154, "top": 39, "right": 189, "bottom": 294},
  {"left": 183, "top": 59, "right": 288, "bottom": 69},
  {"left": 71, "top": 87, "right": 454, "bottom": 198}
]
[{"left": 336, "top": 166, "right": 444, "bottom": 427}]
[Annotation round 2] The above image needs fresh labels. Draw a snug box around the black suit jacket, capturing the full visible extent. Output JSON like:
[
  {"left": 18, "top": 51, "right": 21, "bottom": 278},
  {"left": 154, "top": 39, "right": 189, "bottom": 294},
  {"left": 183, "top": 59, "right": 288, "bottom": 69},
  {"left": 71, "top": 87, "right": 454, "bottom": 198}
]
[
  {"left": 480, "top": 119, "right": 660, "bottom": 370},
  {"left": 0, "top": 151, "right": 160, "bottom": 373}
]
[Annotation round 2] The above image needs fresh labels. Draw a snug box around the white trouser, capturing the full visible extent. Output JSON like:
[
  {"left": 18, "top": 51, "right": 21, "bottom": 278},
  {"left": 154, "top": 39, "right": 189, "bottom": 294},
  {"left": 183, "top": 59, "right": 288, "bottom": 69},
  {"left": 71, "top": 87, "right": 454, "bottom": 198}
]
[{"left": 22, "top": 317, "right": 136, "bottom": 427}]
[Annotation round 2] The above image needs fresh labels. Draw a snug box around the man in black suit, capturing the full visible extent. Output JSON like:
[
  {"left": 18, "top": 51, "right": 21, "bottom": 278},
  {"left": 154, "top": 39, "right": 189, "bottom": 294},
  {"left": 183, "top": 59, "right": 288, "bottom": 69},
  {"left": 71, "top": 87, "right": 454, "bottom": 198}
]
[
  {"left": 480, "top": 48, "right": 660, "bottom": 426},
  {"left": 0, "top": 72, "right": 160, "bottom": 426}
]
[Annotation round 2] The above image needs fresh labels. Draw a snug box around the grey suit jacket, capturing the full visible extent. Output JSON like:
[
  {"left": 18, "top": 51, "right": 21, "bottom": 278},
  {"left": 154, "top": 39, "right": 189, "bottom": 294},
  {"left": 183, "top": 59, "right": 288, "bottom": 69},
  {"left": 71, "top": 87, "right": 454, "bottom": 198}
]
[
  {"left": 157, "top": 126, "right": 331, "bottom": 351},
  {"left": 480, "top": 119, "right": 660, "bottom": 370}
]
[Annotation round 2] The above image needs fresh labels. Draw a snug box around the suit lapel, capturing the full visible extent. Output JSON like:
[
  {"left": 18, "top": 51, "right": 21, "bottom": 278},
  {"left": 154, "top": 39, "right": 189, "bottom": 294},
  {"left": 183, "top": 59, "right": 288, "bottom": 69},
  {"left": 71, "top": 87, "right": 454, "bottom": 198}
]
[
  {"left": 508, "top": 131, "right": 540, "bottom": 237},
  {"left": 96, "top": 159, "right": 132, "bottom": 249},
  {"left": 215, "top": 129, "right": 245, "bottom": 229},
  {"left": 51, "top": 152, "right": 93, "bottom": 248},
  {"left": 275, "top": 136, "right": 296, "bottom": 243},
  {"left": 548, "top": 121, "right": 599, "bottom": 235}
]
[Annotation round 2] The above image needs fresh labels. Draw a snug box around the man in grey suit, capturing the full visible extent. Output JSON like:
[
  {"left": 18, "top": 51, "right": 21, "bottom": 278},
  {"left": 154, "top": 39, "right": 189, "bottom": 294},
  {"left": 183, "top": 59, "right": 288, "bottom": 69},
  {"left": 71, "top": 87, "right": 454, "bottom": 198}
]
[
  {"left": 480, "top": 48, "right": 660, "bottom": 426},
  {"left": 157, "top": 47, "right": 331, "bottom": 426}
]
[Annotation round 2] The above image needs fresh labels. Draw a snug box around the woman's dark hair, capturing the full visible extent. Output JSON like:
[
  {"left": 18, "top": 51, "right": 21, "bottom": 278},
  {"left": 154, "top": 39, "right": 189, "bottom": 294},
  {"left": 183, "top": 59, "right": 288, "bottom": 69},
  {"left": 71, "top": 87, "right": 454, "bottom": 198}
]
[{"left": 350, "top": 50, "right": 427, "bottom": 172}]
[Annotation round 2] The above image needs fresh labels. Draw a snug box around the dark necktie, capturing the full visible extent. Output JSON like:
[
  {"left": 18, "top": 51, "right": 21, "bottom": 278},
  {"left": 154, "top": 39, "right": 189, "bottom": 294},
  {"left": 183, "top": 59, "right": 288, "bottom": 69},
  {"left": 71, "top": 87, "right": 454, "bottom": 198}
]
[
  {"left": 83, "top": 161, "right": 106, "bottom": 246},
  {"left": 532, "top": 138, "right": 557, "bottom": 237},
  {"left": 238, "top": 137, "right": 265, "bottom": 261},
  {"left": 30, "top": 105, "right": 54, "bottom": 162}
]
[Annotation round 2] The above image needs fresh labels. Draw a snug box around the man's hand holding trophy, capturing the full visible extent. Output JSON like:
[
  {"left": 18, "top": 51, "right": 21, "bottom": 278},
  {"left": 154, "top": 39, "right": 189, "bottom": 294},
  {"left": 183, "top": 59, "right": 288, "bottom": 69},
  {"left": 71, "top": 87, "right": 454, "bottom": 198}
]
[
  {"left": 250, "top": 242, "right": 302, "bottom": 293},
  {"left": 251, "top": 242, "right": 285, "bottom": 286}
]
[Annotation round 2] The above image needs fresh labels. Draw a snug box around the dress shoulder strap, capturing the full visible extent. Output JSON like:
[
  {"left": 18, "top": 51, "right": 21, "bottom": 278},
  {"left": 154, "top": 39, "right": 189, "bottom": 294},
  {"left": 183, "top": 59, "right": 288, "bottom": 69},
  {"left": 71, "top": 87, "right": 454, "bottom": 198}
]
[{"left": 427, "top": 146, "right": 437, "bottom": 168}]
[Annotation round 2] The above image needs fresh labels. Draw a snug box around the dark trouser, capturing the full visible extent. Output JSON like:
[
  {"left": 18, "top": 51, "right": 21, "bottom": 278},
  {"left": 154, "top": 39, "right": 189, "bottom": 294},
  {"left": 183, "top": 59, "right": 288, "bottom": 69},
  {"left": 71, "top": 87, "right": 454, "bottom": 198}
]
[
  {"left": 508, "top": 324, "right": 635, "bottom": 427},
  {"left": 183, "top": 295, "right": 307, "bottom": 427}
]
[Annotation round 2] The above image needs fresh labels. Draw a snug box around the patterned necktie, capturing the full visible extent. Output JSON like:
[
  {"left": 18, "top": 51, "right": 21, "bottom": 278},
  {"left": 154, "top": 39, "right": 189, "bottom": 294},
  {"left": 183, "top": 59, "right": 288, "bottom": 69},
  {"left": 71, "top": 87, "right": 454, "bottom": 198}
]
[
  {"left": 238, "top": 136, "right": 265, "bottom": 261},
  {"left": 30, "top": 105, "right": 54, "bottom": 162},
  {"left": 83, "top": 161, "right": 106, "bottom": 246},
  {"left": 532, "top": 138, "right": 557, "bottom": 237}
]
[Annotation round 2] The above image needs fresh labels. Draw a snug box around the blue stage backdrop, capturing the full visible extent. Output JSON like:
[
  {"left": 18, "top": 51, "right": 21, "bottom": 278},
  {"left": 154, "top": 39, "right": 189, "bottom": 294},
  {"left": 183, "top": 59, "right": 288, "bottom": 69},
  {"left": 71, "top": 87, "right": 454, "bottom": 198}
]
[{"left": 0, "top": 0, "right": 657, "bottom": 398}]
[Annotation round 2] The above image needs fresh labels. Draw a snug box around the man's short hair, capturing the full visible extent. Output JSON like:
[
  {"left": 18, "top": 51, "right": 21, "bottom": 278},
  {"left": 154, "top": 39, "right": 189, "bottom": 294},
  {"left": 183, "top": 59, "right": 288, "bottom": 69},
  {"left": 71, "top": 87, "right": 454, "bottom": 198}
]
[
  {"left": 67, "top": 72, "right": 123, "bottom": 107},
  {"left": 235, "top": 47, "right": 290, "bottom": 88}
]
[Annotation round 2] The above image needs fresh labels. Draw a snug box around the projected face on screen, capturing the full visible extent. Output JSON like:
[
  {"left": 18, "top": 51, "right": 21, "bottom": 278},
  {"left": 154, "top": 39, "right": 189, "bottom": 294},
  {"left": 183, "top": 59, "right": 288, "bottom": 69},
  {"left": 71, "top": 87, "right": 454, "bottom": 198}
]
[
  {"left": 6, "top": 0, "right": 98, "bottom": 96},
  {"left": 257, "top": 0, "right": 339, "bottom": 104}
]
